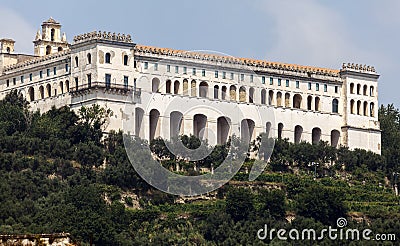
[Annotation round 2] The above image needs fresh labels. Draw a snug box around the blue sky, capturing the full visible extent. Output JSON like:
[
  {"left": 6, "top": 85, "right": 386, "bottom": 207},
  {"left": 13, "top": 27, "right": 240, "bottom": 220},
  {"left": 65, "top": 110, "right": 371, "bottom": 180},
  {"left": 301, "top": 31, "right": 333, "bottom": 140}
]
[{"left": 1, "top": 0, "right": 399, "bottom": 106}]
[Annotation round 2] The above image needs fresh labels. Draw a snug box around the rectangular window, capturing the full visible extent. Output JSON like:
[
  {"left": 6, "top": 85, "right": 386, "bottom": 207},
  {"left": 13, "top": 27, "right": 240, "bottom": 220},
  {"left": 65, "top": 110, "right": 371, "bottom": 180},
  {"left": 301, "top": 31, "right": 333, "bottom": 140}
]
[
  {"left": 21, "top": 76, "right": 24, "bottom": 83},
  {"left": 144, "top": 62, "right": 148, "bottom": 69},
  {"left": 124, "top": 76, "right": 129, "bottom": 89},
  {"left": 270, "top": 77, "right": 273, "bottom": 85},
  {"left": 222, "top": 72, "right": 226, "bottom": 79},
  {"left": 324, "top": 84, "right": 328, "bottom": 92},
  {"left": 6, "top": 79, "right": 9, "bottom": 87},
  {"left": 215, "top": 71, "right": 218, "bottom": 78},
  {"left": 105, "top": 74, "right": 111, "bottom": 88},
  {"left": 40, "top": 71, "right": 43, "bottom": 79},
  {"left": 286, "top": 80, "right": 289, "bottom": 87},
  {"left": 47, "top": 69, "right": 50, "bottom": 77},
  {"left": 65, "top": 63, "right": 69, "bottom": 72},
  {"left": 296, "top": 81, "right": 299, "bottom": 88},
  {"left": 53, "top": 67, "right": 57, "bottom": 75},
  {"left": 192, "top": 68, "right": 196, "bottom": 75},
  {"left": 250, "top": 75, "right": 254, "bottom": 83},
  {"left": 175, "top": 66, "right": 179, "bottom": 73},
  {"left": 202, "top": 69, "right": 206, "bottom": 77},
  {"left": 308, "top": 82, "right": 312, "bottom": 90},
  {"left": 262, "top": 76, "right": 266, "bottom": 84},
  {"left": 335, "top": 86, "right": 339, "bottom": 93},
  {"left": 29, "top": 73, "right": 33, "bottom": 81},
  {"left": 240, "top": 74, "right": 244, "bottom": 81},
  {"left": 13, "top": 78, "right": 16, "bottom": 85},
  {"left": 183, "top": 67, "right": 187, "bottom": 74},
  {"left": 230, "top": 73, "right": 234, "bottom": 80},
  {"left": 87, "top": 74, "right": 92, "bottom": 87},
  {"left": 167, "top": 65, "right": 171, "bottom": 72},
  {"left": 278, "top": 79, "right": 281, "bottom": 86},
  {"left": 154, "top": 63, "right": 158, "bottom": 71},
  {"left": 316, "top": 83, "right": 319, "bottom": 91}
]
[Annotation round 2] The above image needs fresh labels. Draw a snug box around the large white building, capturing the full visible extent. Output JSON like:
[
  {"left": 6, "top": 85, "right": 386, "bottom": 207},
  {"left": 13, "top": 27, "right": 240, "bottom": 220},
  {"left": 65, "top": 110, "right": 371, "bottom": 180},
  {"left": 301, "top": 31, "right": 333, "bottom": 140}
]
[{"left": 0, "top": 18, "right": 381, "bottom": 153}]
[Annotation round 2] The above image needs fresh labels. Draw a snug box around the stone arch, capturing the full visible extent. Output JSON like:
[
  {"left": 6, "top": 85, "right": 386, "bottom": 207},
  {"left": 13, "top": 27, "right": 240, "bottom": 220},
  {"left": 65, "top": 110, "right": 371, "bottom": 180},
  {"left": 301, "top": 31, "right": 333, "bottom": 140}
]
[
  {"left": 230, "top": 85, "right": 237, "bottom": 101},
  {"left": 214, "top": 85, "right": 219, "bottom": 99},
  {"left": 241, "top": 119, "right": 255, "bottom": 143},
  {"left": 217, "top": 116, "right": 231, "bottom": 144},
  {"left": 266, "top": 122, "right": 272, "bottom": 137},
  {"left": 174, "top": 80, "right": 180, "bottom": 94},
  {"left": 39, "top": 85, "right": 44, "bottom": 99},
  {"left": 307, "top": 95, "right": 312, "bottom": 110},
  {"left": 193, "top": 114, "right": 207, "bottom": 139},
  {"left": 221, "top": 86, "right": 227, "bottom": 100},
  {"left": 312, "top": 127, "right": 321, "bottom": 144},
  {"left": 149, "top": 109, "right": 160, "bottom": 140},
  {"left": 315, "top": 97, "right": 320, "bottom": 111},
  {"left": 293, "top": 94, "right": 302, "bottom": 109},
  {"left": 170, "top": 111, "right": 184, "bottom": 138},
  {"left": 46, "top": 84, "right": 51, "bottom": 97},
  {"left": 261, "top": 89, "right": 266, "bottom": 105},
  {"left": 28, "top": 87, "right": 34, "bottom": 102},
  {"left": 135, "top": 108, "right": 145, "bottom": 138},
  {"left": 285, "top": 93, "right": 290, "bottom": 107},
  {"left": 166, "top": 80, "right": 172, "bottom": 94},
  {"left": 249, "top": 87, "right": 255, "bottom": 103},
  {"left": 294, "top": 125, "right": 303, "bottom": 144},
  {"left": 152, "top": 78, "right": 160, "bottom": 93},
  {"left": 239, "top": 86, "right": 246, "bottom": 102},
  {"left": 191, "top": 80, "right": 197, "bottom": 97},
  {"left": 277, "top": 92, "right": 282, "bottom": 106},
  {"left": 183, "top": 79, "right": 189, "bottom": 95},
  {"left": 199, "top": 81, "right": 208, "bottom": 98},
  {"left": 268, "top": 90, "right": 274, "bottom": 105},
  {"left": 278, "top": 123, "right": 284, "bottom": 139},
  {"left": 331, "top": 130, "right": 340, "bottom": 148}
]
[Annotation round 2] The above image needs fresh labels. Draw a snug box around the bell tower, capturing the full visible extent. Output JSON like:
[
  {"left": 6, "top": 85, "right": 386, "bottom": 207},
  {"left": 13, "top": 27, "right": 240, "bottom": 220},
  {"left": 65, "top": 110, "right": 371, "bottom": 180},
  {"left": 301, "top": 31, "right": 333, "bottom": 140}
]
[{"left": 33, "top": 17, "right": 69, "bottom": 56}]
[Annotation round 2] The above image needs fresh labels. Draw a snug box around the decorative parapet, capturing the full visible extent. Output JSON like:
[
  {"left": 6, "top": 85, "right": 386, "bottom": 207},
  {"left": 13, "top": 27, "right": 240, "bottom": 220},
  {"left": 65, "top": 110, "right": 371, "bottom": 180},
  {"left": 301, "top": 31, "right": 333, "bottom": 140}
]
[
  {"left": 135, "top": 45, "right": 341, "bottom": 77},
  {"left": 73, "top": 31, "right": 133, "bottom": 44},
  {"left": 341, "top": 63, "right": 376, "bottom": 73}
]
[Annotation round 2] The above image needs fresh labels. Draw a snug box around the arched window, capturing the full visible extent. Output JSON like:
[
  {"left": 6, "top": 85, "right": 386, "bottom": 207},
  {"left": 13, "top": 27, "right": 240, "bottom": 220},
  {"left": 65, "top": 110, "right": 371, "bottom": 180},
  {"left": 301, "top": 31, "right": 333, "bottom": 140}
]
[
  {"left": 293, "top": 94, "right": 302, "bottom": 109},
  {"left": 199, "top": 82, "right": 208, "bottom": 98},
  {"left": 87, "top": 53, "right": 92, "bottom": 64},
  {"left": 370, "top": 86, "right": 374, "bottom": 96},
  {"left": 315, "top": 97, "right": 320, "bottom": 111},
  {"left": 75, "top": 56, "right": 78, "bottom": 67},
  {"left": 60, "top": 81, "right": 64, "bottom": 94},
  {"left": 46, "top": 45, "right": 51, "bottom": 55},
  {"left": 268, "top": 90, "right": 274, "bottom": 105},
  {"left": 285, "top": 93, "right": 290, "bottom": 107},
  {"left": 221, "top": 86, "right": 227, "bottom": 100},
  {"left": 152, "top": 78, "right": 160, "bottom": 93},
  {"left": 261, "top": 89, "right": 266, "bottom": 105},
  {"left": 331, "top": 130, "right": 340, "bottom": 148},
  {"left": 214, "top": 85, "right": 219, "bottom": 99},
  {"left": 46, "top": 84, "right": 52, "bottom": 97},
  {"left": 123, "top": 55, "right": 129, "bottom": 66},
  {"left": 6, "top": 47, "right": 10, "bottom": 53},
  {"left": 357, "top": 100, "right": 361, "bottom": 115},
  {"left": 51, "top": 28, "right": 55, "bottom": 41},
  {"left": 58, "top": 47, "right": 63, "bottom": 52},
  {"left": 357, "top": 84, "right": 361, "bottom": 95},
  {"left": 65, "top": 80, "right": 70, "bottom": 92},
  {"left": 39, "top": 86, "right": 44, "bottom": 99},
  {"left": 294, "top": 125, "right": 303, "bottom": 144},
  {"left": 350, "top": 99, "right": 355, "bottom": 114},
  {"left": 277, "top": 92, "right": 282, "bottom": 106},
  {"left": 363, "top": 101, "right": 368, "bottom": 116},
  {"left": 307, "top": 95, "right": 312, "bottom": 110},
  {"left": 239, "top": 86, "right": 246, "bottom": 102},
  {"left": 278, "top": 123, "right": 284, "bottom": 139},
  {"left": 105, "top": 53, "right": 111, "bottom": 64},
  {"left": 312, "top": 128, "right": 321, "bottom": 144},
  {"left": 350, "top": 83, "right": 354, "bottom": 94},
  {"left": 166, "top": 80, "right": 172, "bottom": 94},
  {"left": 230, "top": 85, "right": 237, "bottom": 101},
  {"left": 183, "top": 79, "right": 188, "bottom": 95},
  {"left": 332, "top": 99, "right": 339, "bottom": 113},
  {"left": 249, "top": 87, "right": 254, "bottom": 103},
  {"left": 370, "top": 103, "right": 375, "bottom": 117},
  {"left": 363, "top": 85, "right": 367, "bottom": 95},
  {"left": 174, "top": 81, "right": 180, "bottom": 94},
  {"left": 28, "top": 87, "right": 34, "bottom": 101},
  {"left": 191, "top": 80, "right": 197, "bottom": 97}
]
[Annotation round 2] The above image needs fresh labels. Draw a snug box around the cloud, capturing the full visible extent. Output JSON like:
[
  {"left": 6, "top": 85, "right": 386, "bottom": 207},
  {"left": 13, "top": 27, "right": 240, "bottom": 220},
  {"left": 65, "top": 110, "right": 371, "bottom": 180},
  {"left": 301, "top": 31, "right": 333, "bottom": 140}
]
[
  {"left": 0, "top": 7, "right": 36, "bottom": 54},
  {"left": 256, "top": 0, "right": 365, "bottom": 68}
]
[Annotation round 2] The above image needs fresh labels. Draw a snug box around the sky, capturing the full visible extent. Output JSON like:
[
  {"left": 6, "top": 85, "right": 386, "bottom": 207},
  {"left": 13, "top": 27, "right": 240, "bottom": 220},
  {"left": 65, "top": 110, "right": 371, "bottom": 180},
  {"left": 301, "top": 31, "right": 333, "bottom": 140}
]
[{"left": 0, "top": 0, "right": 399, "bottom": 106}]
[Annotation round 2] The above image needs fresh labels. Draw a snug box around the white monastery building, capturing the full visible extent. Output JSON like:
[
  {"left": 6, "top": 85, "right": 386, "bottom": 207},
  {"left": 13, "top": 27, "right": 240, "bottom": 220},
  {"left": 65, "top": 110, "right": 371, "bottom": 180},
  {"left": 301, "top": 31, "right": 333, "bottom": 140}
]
[{"left": 0, "top": 18, "right": 381, "bottom": 154}]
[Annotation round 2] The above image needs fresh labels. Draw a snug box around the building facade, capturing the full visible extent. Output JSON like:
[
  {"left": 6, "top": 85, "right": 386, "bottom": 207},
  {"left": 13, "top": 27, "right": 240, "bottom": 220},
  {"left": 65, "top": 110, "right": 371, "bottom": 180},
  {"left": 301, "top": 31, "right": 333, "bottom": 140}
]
[{"left": 0, "top": 18, "right": 381, "bottom": 153}]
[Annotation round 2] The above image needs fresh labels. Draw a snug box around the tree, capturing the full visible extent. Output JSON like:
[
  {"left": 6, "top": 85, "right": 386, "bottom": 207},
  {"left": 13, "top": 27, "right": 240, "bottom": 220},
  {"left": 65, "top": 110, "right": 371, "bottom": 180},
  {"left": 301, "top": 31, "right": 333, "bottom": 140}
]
[{"left": 225, "top": 187, "right": 254, "bottom": 221}]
